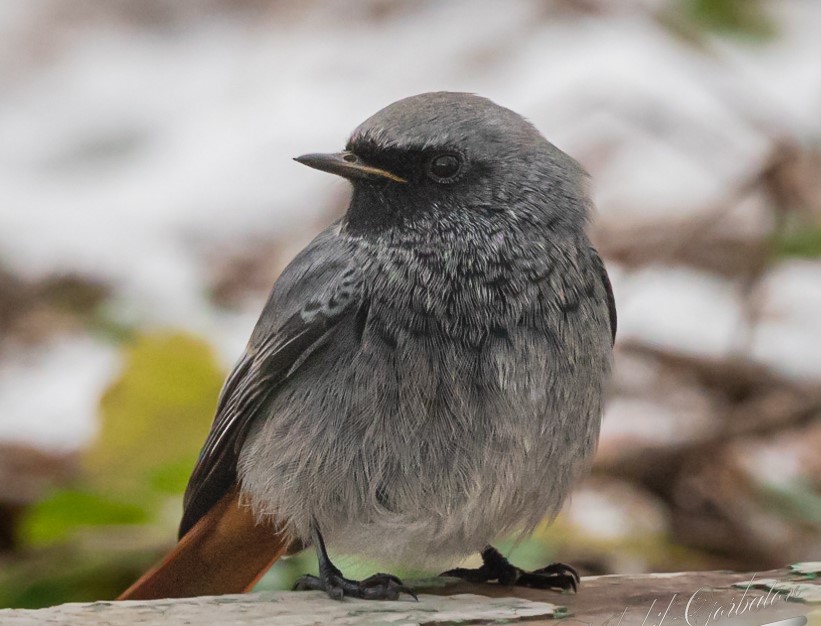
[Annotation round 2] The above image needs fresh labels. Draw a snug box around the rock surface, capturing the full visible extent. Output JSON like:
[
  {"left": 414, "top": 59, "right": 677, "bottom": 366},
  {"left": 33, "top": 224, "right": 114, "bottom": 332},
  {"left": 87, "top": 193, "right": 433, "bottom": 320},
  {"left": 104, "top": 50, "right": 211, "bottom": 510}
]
[{"left": 1, "top": 567, "right": 819, "bottom": 626}]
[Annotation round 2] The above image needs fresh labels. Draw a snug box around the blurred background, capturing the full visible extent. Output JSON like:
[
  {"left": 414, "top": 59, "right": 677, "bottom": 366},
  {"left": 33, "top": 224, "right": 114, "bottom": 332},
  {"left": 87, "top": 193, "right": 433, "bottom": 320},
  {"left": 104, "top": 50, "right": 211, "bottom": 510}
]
[{"left": 1, "top": 0, "right": 820, "bottom": 609}]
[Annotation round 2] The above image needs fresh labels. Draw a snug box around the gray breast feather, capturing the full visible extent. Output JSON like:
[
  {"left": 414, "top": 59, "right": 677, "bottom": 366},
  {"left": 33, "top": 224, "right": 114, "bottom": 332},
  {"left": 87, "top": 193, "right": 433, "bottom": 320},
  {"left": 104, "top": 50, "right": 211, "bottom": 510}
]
[{"left": 238, "top": 276, "right": 610, "bottom": 568}]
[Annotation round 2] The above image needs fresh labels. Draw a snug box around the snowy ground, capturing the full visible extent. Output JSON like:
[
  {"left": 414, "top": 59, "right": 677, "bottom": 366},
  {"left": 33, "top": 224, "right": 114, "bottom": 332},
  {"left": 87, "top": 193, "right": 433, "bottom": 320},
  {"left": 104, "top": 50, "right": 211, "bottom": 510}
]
[{"left": 0, "top": 3, "right": 820, "bottom": 566}]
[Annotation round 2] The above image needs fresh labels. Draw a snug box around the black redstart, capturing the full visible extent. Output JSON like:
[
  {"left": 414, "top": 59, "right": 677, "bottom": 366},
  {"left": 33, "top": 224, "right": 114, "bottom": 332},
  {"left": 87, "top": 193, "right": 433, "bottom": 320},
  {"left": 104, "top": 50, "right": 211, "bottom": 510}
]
[{"left": 118, "top": 92, "right": 615, "bottom": 602}]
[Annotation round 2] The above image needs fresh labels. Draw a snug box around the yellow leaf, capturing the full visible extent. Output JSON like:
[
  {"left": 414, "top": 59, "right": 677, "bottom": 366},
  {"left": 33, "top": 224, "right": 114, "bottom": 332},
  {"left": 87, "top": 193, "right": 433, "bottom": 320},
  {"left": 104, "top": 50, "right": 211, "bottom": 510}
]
[{"left": 84, "top": 332, "right": 223, "bottom": 497}]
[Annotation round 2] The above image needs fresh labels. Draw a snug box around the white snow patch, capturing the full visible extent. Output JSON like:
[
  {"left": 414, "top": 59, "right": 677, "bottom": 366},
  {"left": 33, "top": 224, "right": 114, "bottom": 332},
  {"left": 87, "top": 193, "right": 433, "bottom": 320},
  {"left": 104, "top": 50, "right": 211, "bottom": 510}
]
[
  {"left": 751, "top": 260, "right": 821, "bottom": 380},
  {"left": 615, "top": 265, "right": 748, "bottom": 358},
  {"left": 0, "top": 336, "right": 121, "bottom": 451}
]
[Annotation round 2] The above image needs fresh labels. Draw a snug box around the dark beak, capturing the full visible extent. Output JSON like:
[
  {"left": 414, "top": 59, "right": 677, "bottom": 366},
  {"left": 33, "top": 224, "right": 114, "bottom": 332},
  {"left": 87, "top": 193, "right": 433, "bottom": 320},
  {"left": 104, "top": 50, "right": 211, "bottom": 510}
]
[{"left": 294, "top": 151, "right": 406, "bottom": 183}]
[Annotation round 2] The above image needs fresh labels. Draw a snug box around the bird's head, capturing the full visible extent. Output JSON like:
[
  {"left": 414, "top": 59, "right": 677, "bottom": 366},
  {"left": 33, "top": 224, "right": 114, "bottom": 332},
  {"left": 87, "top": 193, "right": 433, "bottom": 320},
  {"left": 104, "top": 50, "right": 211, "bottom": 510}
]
[{"left": 295, "top": 92, "right": 590, "bottom": 239}]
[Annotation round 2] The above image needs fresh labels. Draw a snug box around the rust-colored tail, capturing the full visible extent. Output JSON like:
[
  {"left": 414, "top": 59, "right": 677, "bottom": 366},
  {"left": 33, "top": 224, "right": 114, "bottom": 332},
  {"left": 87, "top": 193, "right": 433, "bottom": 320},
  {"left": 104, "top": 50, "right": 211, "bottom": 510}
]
[{"left": 118, "top": 488, "right": 289, "bottom": 600}]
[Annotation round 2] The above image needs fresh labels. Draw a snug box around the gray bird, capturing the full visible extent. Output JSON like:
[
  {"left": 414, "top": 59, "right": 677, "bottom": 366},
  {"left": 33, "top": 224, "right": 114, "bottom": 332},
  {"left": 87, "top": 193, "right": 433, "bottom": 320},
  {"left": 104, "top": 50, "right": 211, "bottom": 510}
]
[{"left": 118, "top": 92, "right": 616, "bottom": 602}]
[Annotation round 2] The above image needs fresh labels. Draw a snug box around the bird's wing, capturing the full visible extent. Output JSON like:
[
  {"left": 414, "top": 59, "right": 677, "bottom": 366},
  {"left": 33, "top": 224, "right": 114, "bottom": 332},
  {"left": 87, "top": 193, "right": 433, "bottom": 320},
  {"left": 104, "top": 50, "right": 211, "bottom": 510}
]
[
  {"left": 179, "top": 223, "right": 362, "bottom": 538},
  {"left": 589, "top": 246, "right": 617, "bottom": 345}
]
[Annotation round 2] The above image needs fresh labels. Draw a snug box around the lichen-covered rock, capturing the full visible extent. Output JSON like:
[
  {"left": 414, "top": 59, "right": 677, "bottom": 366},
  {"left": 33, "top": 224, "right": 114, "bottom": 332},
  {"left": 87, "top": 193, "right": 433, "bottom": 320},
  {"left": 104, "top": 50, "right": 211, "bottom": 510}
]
[
  {"left": 0, "top": 592, "right": 561, "bottom": 626},
  {"left": 1, "top": 569, "right": 817, "bottom": 626}
]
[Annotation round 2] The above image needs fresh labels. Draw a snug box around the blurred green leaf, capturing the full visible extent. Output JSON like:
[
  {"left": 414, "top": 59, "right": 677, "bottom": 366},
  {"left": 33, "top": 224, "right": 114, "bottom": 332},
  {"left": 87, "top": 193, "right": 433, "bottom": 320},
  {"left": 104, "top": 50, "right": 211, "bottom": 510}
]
[
  {"left": 84, "top": 332, "right": 223, "bottom": 498},
  {"left": 0, "top": 544, "right": 149, "bottom": 609},
  {"left": 680, "top": 0, "right": 775, "bottom": 39},
  {"left": 148, "top": 458, "right": 201, "bottom": 494},
  {"left": 776, "top": 225, "right": 821, "bottom": 259},
  {"left": 8, "top": 331, "right": 225, "bottom": 608},
  {"left": 760, "top": 481, "right": 821, "bottom": 525},
  {"left": 20, "top": 489, "right": 148, "bottom": 546}
]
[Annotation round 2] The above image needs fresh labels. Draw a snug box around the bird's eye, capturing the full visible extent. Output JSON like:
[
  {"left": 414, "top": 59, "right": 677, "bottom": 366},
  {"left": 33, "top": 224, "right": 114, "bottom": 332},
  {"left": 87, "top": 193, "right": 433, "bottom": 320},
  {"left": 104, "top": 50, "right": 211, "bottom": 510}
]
[{"left": 426, "top": 153, "right": 463, "bottom": 183}]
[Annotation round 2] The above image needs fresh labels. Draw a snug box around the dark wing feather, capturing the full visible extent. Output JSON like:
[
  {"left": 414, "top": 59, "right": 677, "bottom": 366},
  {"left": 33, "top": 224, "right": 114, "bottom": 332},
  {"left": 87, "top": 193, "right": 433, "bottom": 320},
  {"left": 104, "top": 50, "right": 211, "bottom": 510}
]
[
  {"left": 179, "top": 224, "right": 360, "bottom": 538},
  {"left": 589, "top": 246, "right": 617, "bottom": 345}
]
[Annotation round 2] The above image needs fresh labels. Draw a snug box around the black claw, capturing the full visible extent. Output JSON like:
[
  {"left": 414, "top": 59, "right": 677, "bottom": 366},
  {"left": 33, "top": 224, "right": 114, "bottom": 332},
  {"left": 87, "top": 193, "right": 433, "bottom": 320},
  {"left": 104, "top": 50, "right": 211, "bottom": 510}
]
[
  {"left": 518, "top": 569, "right": 578, "bottom": 592},
  {"left": 293, "top": 571, "right": 415, "bottom": 601},
  {"left": 440, "top": 566, "right": 491, "bottom": 583},
  {"left": 361, "top": 573, "right": 418, "bottom": 601},
  {"left": 296, "top": 523, "right": 416, "bottom": 601},
  {"left": 361, "top": 573, "right": 401, "bottom": 587},
  {"left": 293, "top": 574, "right": 324, "bottom": 592},
  {"left": 440, "top": 546, "right": 581, "bottom": 594},
  {"left": 532, "top": 562, "right": 581, "bottom": 587}
]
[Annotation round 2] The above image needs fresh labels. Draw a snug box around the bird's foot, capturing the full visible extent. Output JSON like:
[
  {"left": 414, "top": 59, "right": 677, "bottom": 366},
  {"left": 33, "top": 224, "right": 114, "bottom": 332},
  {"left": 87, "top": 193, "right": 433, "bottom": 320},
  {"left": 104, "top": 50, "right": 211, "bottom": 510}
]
[
  {"left": 294, "top": 569, "right": 417, "bottom": 601},
  {"left": 297, "top": 522, "right": 417, "bottom": 601},
  {"left": 440, "top": 545, "right": 579, "bottom": 592}
]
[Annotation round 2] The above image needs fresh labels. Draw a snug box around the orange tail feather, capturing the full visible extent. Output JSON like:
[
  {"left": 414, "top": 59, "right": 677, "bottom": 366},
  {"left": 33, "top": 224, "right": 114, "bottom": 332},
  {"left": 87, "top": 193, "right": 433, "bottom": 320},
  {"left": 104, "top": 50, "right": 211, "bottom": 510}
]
[{"left": 118, "top": 488, "right": 288, "bottom": 600}]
